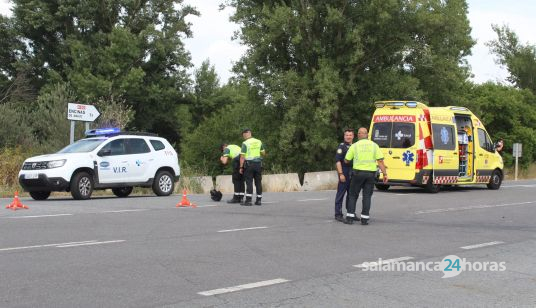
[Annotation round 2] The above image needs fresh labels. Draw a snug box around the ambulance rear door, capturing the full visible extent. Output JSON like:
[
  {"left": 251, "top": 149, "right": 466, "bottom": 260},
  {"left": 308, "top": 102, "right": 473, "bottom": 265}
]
[
  {"left": 428, "top": 109, "right": 459, "bottom": 184},
  {"left": 371, "top": 114, "right": 418, "bottom": 181}
]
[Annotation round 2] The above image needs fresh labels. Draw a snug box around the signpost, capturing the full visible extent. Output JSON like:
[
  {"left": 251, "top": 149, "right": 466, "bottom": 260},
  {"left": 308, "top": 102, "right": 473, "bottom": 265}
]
[
  {"left": 67, "top": 103, "right": 100, "bottom": 144},
  {"left": 513, "top": 143, "right": 522, "bottom": 181}
]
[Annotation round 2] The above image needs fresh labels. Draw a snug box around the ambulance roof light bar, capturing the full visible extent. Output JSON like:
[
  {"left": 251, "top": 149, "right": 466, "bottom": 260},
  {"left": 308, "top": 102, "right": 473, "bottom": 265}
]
[
  {"left": 374, "top": 101, "right": 419, "bottom": 108},
  {"left": 450, "top": 106, "right": 468, "bottom": 111}
]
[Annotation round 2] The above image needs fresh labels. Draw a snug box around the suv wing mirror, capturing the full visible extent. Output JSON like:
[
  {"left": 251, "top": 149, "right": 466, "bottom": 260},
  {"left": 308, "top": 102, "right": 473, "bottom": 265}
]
[{"left": 98, "top": 149, "right": 112, "bottom": 157}]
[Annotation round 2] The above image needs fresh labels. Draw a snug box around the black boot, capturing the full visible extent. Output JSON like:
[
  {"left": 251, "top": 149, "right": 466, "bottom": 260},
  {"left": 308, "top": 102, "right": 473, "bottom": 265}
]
[
  {"left": 361, "top": 218, "right": 369, "bottom": 225},
  {"left": 254, "top": 197, "right": 262, "bottom": 206},
  {"left": 241, "top": 197, "right": 252, "bottom": 206},
  {"left": 343, "top": 215, "right": 355, "bottom": 225},
  {"left": 227, "top": 195, "right": 240, "bottom": 204}
]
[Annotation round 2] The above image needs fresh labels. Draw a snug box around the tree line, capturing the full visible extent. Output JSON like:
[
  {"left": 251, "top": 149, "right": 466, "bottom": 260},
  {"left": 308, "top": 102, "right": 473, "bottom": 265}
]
[{"left": 1, "top": 0, "right": 535, "bottom": 179}]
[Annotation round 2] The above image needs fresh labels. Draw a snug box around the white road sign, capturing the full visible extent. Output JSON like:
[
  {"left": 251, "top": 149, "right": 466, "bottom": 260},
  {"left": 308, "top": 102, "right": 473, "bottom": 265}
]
[
  {"left": 513, "top": 143, "right": 522, "bottom": 158},
  {"left": 67, "top": 103, "right": 100, "bottom": 122}
]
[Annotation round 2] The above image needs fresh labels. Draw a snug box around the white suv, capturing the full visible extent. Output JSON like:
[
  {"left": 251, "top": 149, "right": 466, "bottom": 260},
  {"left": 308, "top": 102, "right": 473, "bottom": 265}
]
[{"left": 18, "top": 129, "right": 180, "bottom": 200}]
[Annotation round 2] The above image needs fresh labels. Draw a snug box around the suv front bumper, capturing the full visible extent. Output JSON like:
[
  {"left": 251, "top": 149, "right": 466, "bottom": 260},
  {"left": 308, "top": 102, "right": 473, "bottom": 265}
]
[{"left": 19, "top": 174, "right": 69, "bottom": 192}]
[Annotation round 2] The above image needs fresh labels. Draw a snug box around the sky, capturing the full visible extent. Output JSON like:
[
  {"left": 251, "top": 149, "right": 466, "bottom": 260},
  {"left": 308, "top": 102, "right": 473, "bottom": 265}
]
[{"left": 1, "top": 0, "right": 535, "bottom": 84}]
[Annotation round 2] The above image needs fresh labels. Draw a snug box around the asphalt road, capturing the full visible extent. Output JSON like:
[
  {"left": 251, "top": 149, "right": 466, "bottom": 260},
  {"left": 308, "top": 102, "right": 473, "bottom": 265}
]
[{"left": 1, "top": 180, "right": 535, "bottom": 307}]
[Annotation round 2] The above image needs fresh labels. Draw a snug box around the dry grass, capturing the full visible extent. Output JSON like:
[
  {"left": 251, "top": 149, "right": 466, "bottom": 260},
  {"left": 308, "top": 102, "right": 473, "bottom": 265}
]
[{"left": 504, "top": 163, "right": 536, "bottom": 180}]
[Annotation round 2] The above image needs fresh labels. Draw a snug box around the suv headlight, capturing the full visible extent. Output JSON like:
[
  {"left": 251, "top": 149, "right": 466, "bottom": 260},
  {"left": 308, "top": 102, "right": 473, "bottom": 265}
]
[{"left": 47, "top": 159, "right": 66, "bottom": 169}]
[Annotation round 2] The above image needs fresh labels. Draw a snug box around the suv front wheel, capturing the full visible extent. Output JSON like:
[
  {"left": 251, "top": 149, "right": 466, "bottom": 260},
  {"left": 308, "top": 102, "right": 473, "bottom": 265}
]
[
  {"left": 153, "top": 171, "right": 174, "bottom": 196},
  {"left": 71, "top": 171, "right": 94, "bottom": 200}
]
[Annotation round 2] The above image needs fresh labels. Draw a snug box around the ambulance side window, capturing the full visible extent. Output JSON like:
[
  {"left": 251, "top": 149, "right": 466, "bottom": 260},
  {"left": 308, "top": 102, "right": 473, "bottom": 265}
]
[
  {"left": 432, "top": 124, "right": 456, "bottom": 150},
  {"left": 391, "top": 123, "right": 415, "bottom": 148},
  {"left": 371, "top": 123, "right": 391, "bottom": 148},
  {"left": 478, "top": 129, "right": 494, "bottom": 153}
]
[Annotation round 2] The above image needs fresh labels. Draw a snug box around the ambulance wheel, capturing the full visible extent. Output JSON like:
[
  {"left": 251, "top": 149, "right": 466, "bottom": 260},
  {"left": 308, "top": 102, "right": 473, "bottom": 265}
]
[
  {"left": 487, "top": 170, "right": 502, "bottom": 190},
  {"left": 425, "top": 176, "right": 440, "bottom": 193},
  {"left": 112, "top": 187, "right": 133, "bottom": 198},
  {"left": 375, "top": 184, "right": 390, "bottom": 191},
  {"left": 30, "top": 191, "right": 51, "bottom": 200}
]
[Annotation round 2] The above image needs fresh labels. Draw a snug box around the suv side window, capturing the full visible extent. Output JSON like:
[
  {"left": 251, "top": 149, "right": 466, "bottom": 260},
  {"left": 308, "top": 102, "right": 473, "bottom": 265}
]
[
  {"left": 126, "top": 138, "right": 151, "bottom": 154},
  {"left": 99, "top": 139, "right": 126, "bottom": 156},
  {"left": 150, "top": 140, "right": 166, "bottom": 151}
]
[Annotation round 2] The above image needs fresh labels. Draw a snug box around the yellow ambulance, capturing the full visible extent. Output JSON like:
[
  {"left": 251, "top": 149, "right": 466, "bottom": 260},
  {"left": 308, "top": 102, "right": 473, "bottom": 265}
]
[{"left": 369, "top": 101, "right": 504, "bottom": 192}]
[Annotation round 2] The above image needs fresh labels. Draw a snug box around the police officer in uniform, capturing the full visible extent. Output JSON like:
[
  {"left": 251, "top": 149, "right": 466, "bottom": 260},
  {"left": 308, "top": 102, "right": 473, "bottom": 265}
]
[
  {"left": 334, "top": 128, "right": 355, "bottom": 222},
  {"left": 220, "top": 143, "right": 245, "bottom": 203},
  {"left": 344, "top": 127, "right": 388, "bottom": 225},
  {"left": 239, "top": 128, "right": 266, "bottom": 206}
]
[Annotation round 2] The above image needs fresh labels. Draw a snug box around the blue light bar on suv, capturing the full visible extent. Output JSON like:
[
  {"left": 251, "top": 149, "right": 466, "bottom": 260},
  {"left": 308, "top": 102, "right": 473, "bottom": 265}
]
[{"left": 85, "top": 127, "right": 121, "bottom": 137}]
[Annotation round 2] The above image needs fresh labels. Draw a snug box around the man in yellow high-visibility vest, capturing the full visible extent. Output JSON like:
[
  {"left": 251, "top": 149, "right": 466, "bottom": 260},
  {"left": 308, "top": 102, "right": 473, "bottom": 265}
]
[
  {"left": 239, "top": 128, "right": 266, "bottom": 206},
  {"left": 220, "top": 143, "right": 245, "bottom": 203},
  {"left": 344, "top": 127, "right": 388, "bottom": 225}
]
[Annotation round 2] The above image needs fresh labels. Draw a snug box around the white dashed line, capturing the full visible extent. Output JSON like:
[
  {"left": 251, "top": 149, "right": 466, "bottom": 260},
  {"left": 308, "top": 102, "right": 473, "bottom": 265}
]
[
  {"left": 0, "top": 240, "right": 97, "bottom": 252},
  {"left": 354, "top": 256, "right": 414, "bottom": 268},
  {"left": 100, "top": 209, "right": 148, "bottom": 213},
  {"left": 415, "top": 201, "right": 536, "bottom": 214},
  {"left": 198, "top": 278, "right": 290, "bottom": 296},
  {"left": 503, "top": 184, "right": 536, "bottom": 188},
  {"left": 56, "top": 240, "right": 125, "bottom": 248},
  {"left": 461, "top": 241, "right": 504, "bottom": 250},
  {"left": 4, "top": 213, "right": 73, "bottom": 219},
  {"left": 297, "top": 198, "right": 328, "bottom": 202},
  {"left": 218, "top": 226, "right": 268, "bottom": 233}
]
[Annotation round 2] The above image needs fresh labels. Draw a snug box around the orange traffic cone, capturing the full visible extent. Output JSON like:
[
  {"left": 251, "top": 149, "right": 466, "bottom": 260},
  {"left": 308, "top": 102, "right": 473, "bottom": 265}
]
[
  {"left": 176, "top": 189, "right": 196, "bottom": 208},
  {"left": 6, "top": 191, "right": 29, "bottom": 210}
]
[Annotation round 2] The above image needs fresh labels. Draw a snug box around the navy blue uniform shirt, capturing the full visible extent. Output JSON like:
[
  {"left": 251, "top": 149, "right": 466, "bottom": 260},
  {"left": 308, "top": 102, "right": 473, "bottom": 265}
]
[{"left": 335, "top": 142, "right": 352, "bottom": 175}]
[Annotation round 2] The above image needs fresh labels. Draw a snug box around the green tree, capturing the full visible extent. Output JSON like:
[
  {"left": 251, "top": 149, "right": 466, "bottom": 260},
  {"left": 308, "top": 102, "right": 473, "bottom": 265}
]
[
  {"left": 226, "top": 0, "right": 474, "bottom": 173},
  {"left": 487, "top": 25, "right": 536, "bottom": 94},
  {"left": 9, "top": 0, "right": 198, "bottom": 142},
  {"left": 463, "top": 82, "right": 536, "bottom": 167}
]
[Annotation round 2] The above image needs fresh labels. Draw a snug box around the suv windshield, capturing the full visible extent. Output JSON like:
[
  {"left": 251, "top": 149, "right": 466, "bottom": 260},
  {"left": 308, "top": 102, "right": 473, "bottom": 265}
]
[{"left": 58, "top": 138, "right": 106, "bottom": 153}]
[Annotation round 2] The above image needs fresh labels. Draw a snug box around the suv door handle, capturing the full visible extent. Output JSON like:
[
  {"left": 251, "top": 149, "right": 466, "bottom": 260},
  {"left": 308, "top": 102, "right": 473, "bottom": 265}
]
[
  {"left": 121, "top": 161, "right": 128, "bottom": 163},
  {"left": 392, "top": 156, "right": 400, "bottom": 159}
]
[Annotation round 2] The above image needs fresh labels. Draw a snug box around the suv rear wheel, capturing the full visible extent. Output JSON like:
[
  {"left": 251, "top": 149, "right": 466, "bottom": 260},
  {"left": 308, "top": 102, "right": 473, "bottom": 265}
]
[
  {"left": 71, "top": 172, "right": 94, "bottom": 200},
  {"left": 153, "top": 170, "right": 174, "bottom": 196},
  {"left": 112, "top": 187, "right": 133, "bottom": 198},
  {"left": 30, "top": 191, "right": 51, "bottom": 200}
]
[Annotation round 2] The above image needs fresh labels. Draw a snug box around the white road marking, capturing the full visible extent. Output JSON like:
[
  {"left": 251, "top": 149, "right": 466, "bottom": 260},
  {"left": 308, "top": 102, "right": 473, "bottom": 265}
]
[
  {"left": 5, "top": 213, "right": 73, "bottom": 219},
  {"left": 198, "top": 278, "right": 290, "bottom": 296},
  {"left": 503, "top": 184, "right": 536, "bottom": 188},
  {"left": 415, "top": 201, "right": 536, "bottom": 215},
  {"left": 218, "top": 226, "right": 268, "bottom": 233},
  {"left": 354, "top": 256, "right": 414, "bottom": 268},
  {"left": 461, "top": 241, "right": 504, "bottom": 250},
  {"left": 100, "top": 209, "right": 148, "bottom": 213},
  {"left": 196, "top": 204, "right": 219, "bottom": 208},
  {"left": 56, "top": 240, "right": 125, "bottom": 248},
  {"left": 261, "top": 201, "right": 278, "bottom": 204},
  {"left": 297, "top": 198, "right": 328, "bottom": 202},
  {"left": 0, "top": 240, "right": 98, "bottom": 252}
]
